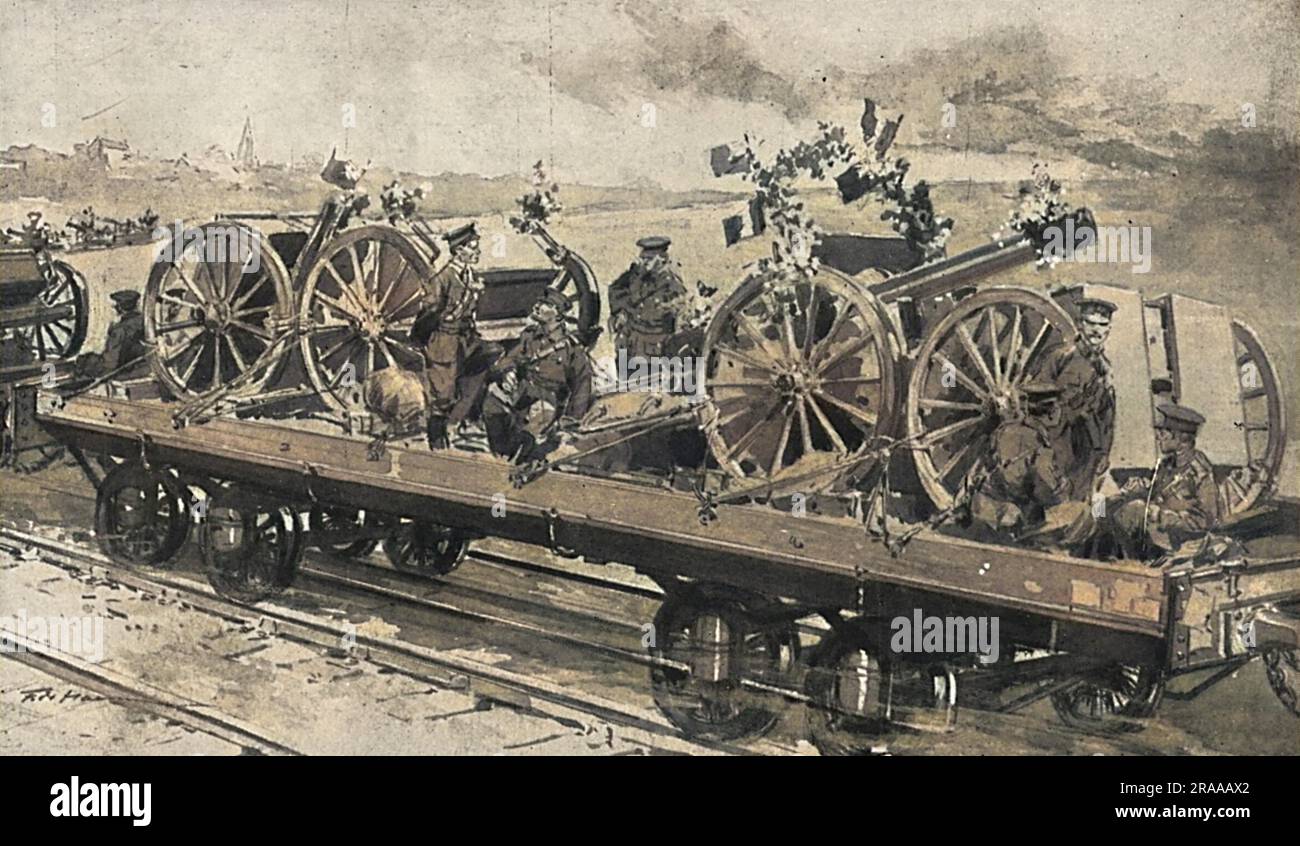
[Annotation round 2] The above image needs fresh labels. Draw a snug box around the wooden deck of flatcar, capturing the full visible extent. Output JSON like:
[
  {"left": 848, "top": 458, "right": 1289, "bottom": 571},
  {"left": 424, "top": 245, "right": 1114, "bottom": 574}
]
[{"left": 36, "top": 390, "right": 1174, "bottom": 633}]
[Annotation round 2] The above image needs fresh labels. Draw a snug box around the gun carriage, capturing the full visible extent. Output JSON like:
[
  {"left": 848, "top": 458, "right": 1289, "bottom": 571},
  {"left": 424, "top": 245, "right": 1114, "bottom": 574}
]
[
  {"left": 140, "top": 171, "right": 599, "bottom": 424},
  {"left": 695, "top": 228, "right": 1286, "bottom": 522},
  {"left": 0, "top": 240, "right": 88, "bottom": 364}
]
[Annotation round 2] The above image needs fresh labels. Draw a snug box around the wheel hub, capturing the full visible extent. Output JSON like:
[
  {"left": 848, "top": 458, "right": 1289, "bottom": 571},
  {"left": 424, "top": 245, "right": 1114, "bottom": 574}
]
[
  {"left": 774, "top": 365, "right": 817, "bottom": 398},
  {"left": 204, "top": 301, "right": 233, "bottom": 330}
]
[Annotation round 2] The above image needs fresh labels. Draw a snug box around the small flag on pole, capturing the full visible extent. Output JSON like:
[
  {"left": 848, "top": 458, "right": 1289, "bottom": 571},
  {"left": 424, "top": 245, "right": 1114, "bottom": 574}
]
[
  {"left": 722, "top": 197, "right": 767, "bottom": 246},
  {"left": 859, "top": 98, "right": 878, "bottom": 142},
  {"left": 710, "top": 143, "right": 753, "bottom": 177},
  {"left": 874, "top": 115, "right": 903, "bottom": 157},
  {"left": 835, "top": 166, "right": 872, "bottom": 204}
]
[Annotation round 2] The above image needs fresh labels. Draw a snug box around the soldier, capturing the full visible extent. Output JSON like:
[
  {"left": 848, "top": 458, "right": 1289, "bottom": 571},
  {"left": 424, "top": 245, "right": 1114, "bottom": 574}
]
[
  {"left": 483, "top": 288, "right": 593, "bottom": 463},
  {"left": 1098, "top": 403, "right": 1222, "bottom": 559},
  {"left": 607, "top": 236, "right": 689, "bottom": 359},
  {"left": 965, "top": 381, "right": 1087, "bottom": 543},
  {"left": 1031, "top": 296, "right": 1117, "bottom": 500},
  {"left": 75, "top": 290, "right": 148, "bottom": 380},
  {"left": 411, "top": 223, "right": 500, "bottom": 449}
]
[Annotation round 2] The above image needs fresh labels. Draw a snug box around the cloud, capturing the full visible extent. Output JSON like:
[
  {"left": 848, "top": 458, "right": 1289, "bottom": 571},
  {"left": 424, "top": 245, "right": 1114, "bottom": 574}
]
[{"left": 537, "top": 2, "right": 809, "bottom": 119}]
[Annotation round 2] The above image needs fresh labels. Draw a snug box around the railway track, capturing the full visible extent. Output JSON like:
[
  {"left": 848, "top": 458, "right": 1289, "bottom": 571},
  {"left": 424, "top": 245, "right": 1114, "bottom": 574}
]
[
  {"left": 0, "top": 523, "right": 795, "bottom": 755},
  {"left": 0, "top": 623, "right": 302, "bottom": 756}
]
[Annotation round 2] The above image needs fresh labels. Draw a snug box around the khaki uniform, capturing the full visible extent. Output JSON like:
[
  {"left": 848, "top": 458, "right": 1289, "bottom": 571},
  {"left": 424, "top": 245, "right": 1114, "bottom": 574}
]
[
  {"left": 1103, "top": 449, "right": 1222, "bottom": 558},
  {"left": 483, "top": 323, "right": 593, "bottom": 461},
  {"left": 607, "top": 260, "right": 688, "bottom": 358},
  {"left": 1032, "top": 341, "right": 1115, "bottom": 500},
  {"left": 968, "top": 416, "right": 1072, "bottom": 538},
  {"left": 414, "top": 261, "right": 499, "bottom": 424},
  {"left": 79, "top": 311, "right": 148, "bottom": 379}
]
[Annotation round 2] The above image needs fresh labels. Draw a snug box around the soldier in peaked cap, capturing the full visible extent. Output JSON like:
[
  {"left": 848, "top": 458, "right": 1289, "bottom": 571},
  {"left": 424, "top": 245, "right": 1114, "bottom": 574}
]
[
  {"left": 1099, "top": 403, "right": 1222, "bottom": 559},
  {"left": 412, "top": 222, "right": 502, "bottom": 449},
  {"left": 1029, "top": 295, "right": 1118, "bottom": 501},
  {"left": 76, "top": 289, "right": 148, "bottom": 380},
  {"left": 482, "top": 286, "right": 593, "bottom": 463},
  {"left": 607, "top": 235, "right": 689, "bottom": 359}
]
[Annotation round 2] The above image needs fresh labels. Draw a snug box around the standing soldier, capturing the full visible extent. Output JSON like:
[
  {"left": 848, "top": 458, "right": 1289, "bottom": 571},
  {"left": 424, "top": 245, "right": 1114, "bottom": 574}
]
[
  {"left": 483, "top": 288, "right": 593, "bottom": 463},
  {"left": 1099, "top": 403, "right": 1222, "bottom": 559},
  {"left": 411, "top": 223, "right": 499, "bottom": 449},
  {"left": 75, "top": 290, "right": 148, "bottom": 380},
  {"left": 607, "top": 236, "right": 689, "bottom": 359},
  {"left": 1031, "top": 296, "right": 1117, "bottom": 500}
]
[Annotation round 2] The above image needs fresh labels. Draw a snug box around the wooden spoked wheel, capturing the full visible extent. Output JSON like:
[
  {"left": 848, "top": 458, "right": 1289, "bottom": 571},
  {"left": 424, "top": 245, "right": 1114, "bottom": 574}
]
[
  {"left": 299, "top": 226, "right": 432, "bottom": 412},
  {"left": 384, "top": 520, "right": 468, "bottom": 576},
  {"left": 1263, "top": 647, "right": 1298, "bottom": 718},
  {"left": 1050, "top": 662, "right": 1164, "bottom": 732},
  {"left": 27, "top": 259, "right": 88, "bottom": 360},
  {"left": 199, "top": 490, "right": 302, "bottom": 603},
  {"left": 308, "top": 505, "right": 391, "bottom": 558},
  {"left": 548, "top": 253, "right": 600, "bottom": 346},
  {"left": 144, "top": 222, "right": 292, "bottom": 398},
  {"left": 94, "top": 463, "right": 191, "bottom": 567},
  {"left": 906, "top": 288, "right": 1077, "bottom": 510},
  {"left": 699, "top": 268, "right": 899, "bottom": 489},
  {"left": 1221, "top": 319, "right": 1287, "bottom": 516}
]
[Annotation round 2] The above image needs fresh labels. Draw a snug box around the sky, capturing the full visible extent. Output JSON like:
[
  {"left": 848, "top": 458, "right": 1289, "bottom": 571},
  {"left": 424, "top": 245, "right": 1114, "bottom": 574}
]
[{"left": 1, "top": 0, "right": 1294, "bottom": 189}]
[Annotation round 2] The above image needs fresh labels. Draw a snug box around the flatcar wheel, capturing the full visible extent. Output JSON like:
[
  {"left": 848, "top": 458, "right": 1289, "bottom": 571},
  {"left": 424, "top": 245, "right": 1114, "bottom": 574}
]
[
  {"left": 906, "top": 287, "right": 1076, "bottom": 509},
  {"left": 94, "top": 463, "right": 190, "bottom": 567},
  {"left": 649, "top": 585, "right": 799, "bottom": 742},
  {"left": 1262, "top": 648, "right": 1298, "bottom": 718},
  {"left": 1221, "top": 319, "right": 1287, "bottom": 517},
  {"left": 26, "top": 260, "right": 89, "bottom": 360},
  {"left": 200, "top": 492, "right": 301, "bottom": 603},
  {"left": 700, "top": 267, "right": 900, "bottom": 490},
  {"left": 299, "top": 226, "right": 433, "bottom": 412},
  {"left": 309, "top": 505, "right": 389, "bottom": 557},
  {"left": 144, "top": 222, "right": 293, "bottom": 399},
  {"left": 384, "top": 520, "right": 468, "bottom": 576},
  {"left": 804, "top": 626, "right": 890, "bottom": 755},
  {"left": 1050, "top": 662, "right": 1164, "bottom": 733},
  {"left": 805, "top": 626, "right": 959, "bottom": 755}
]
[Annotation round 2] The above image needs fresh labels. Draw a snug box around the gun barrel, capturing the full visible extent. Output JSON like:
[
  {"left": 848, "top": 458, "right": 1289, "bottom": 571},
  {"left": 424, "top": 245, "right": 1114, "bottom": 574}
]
[
  {"left": 214, "top": 211, "right": 319, "bottom": 221},
  {"left": 867, "top": 235, "right": 1036, "bottom": 304}
]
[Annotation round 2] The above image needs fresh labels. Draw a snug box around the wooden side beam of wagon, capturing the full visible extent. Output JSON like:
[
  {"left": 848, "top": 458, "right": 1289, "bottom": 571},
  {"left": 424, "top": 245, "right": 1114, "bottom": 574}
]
[{"left": 36, "top": 392, "right": 1171, "bottom": 639}]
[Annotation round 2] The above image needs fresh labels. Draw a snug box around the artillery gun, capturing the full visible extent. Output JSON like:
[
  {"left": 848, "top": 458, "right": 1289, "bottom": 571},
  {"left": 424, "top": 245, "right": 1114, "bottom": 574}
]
[
  {"left": 140, "top": 159, "right": 600, "bottom": 426},
  {"left": 688, "top": 224, "right": 1286, "bottom": 521}
]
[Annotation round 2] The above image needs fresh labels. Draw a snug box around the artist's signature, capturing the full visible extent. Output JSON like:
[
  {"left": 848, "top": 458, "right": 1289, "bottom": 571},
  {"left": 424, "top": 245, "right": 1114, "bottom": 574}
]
[{"left": 13, "top": 686, "right": 104, "bottom": 705}]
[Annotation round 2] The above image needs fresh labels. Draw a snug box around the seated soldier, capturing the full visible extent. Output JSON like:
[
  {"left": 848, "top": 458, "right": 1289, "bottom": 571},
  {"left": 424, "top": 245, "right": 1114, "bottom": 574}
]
[
  {"left": 75, "top": 290, "right": 148, "bottom": 380},
  {"left": 965, "top": 381, "right": 1092, "bottom": 549},
  {"left": 1096, "top": 403, "right": 1222, "bottom": 559},
  {"left": 482, "top": 288, "right": 593, "bottom": 463}
]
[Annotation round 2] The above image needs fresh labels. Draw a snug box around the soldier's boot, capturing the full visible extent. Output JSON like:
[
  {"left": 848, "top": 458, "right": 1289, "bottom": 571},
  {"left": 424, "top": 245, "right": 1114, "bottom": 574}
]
[
  {"left": 1021, "top": 501, "right": 1097, "bottom": 555},
  {"left": 426, "top": 416, "right": 450, "bottom": 451},
  {"left": 1108, "top": 499, "right": 1155, "bottom": 559}
]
